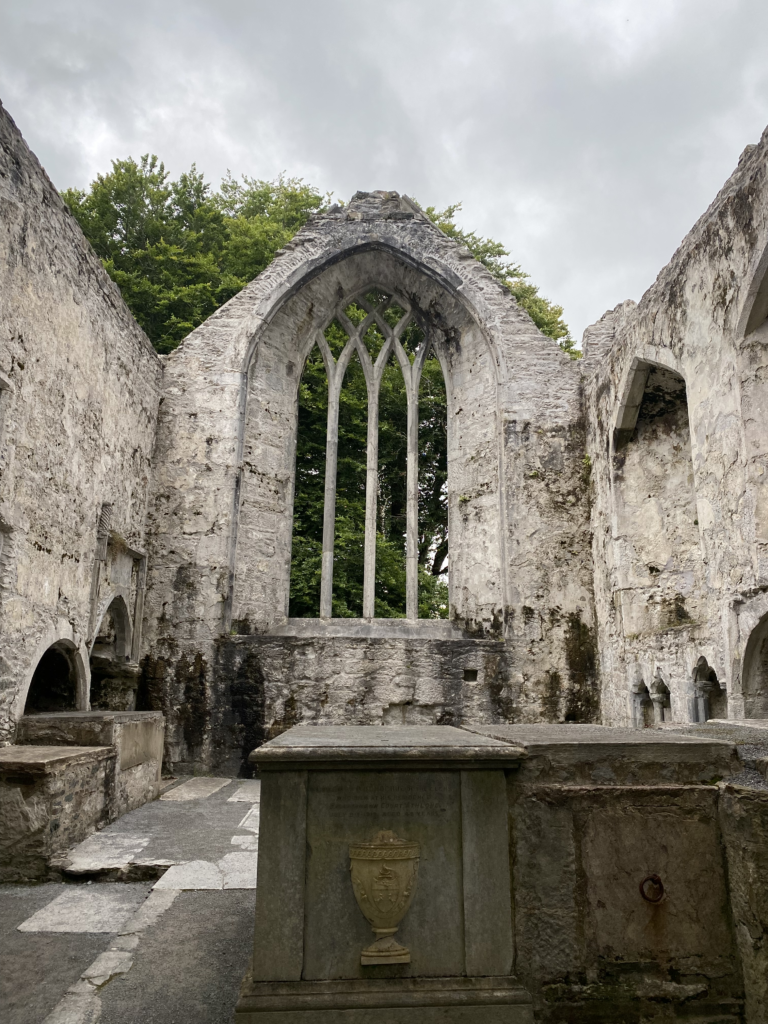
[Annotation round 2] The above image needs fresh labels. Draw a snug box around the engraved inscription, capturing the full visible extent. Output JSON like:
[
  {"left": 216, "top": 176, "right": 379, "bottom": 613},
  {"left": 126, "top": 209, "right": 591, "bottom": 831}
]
[{"left": 321, "top": 775, "right": 452, "bottom": 828}]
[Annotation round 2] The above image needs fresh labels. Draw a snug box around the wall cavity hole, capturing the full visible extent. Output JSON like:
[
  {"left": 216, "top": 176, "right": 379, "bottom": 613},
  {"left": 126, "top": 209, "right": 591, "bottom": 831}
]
[{"left": 463, "top": 669, "right": 478, "bottom": 682}]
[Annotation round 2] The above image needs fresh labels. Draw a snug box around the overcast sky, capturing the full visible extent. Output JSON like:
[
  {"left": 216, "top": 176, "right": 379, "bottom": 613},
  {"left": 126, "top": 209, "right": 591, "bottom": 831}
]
[{"left": 1, "top": 0, "right": 768, "bottom": 341}]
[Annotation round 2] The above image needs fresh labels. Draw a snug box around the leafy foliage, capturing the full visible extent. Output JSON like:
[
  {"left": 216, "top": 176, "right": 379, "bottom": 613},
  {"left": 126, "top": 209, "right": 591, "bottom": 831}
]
[{"left": 62, "top": 159, "right": 328, "bottom": 353}]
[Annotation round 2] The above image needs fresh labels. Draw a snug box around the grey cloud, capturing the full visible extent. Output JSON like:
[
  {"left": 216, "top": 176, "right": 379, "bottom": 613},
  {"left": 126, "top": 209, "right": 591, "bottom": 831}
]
[{"left": 1, "top": 0, "right": 767, "bottom": 339}]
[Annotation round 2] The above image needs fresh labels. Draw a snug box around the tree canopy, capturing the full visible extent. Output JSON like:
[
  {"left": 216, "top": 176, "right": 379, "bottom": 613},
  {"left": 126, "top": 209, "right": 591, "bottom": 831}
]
[
  {"left": 62, "top": 159, "right": 328, "bottom": 353},
  {"left": 63, "top": 159, "right": 575, "bottom": 619}
]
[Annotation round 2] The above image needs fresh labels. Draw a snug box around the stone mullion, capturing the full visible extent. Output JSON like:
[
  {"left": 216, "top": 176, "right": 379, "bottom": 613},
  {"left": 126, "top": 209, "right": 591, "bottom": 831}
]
[
  {"left": 389, "top": 331, "right": 421, "bottom": 623},
  {"left": 362, "top": 332, "right": 395, "bottom": 619},
  {"left": 319, "top": 373, "right": 341, "bottom": 619},
  {"left": 362, "top": 361, "right": 381, "bottom": 619},
  {"left": 319, "top": 336, "right": 356, "bottom": 619},
  {"left": 405, "top": 362, "right": 419, "bottom": 621}
]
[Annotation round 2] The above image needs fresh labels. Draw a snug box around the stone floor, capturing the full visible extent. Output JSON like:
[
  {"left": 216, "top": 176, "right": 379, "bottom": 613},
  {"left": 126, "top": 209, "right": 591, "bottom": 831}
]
[{"left": 0, "top": 777, "right": 260, "bottom": 1024}]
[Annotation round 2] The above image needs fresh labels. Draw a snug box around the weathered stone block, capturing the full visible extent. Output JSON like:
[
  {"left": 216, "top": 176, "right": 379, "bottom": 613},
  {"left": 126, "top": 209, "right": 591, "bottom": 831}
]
[
  {"left": 237, "top": 726, "right": 532, "bottom": 1022},
  {"left": 0, "top": 744, "right": 116, "bottom": 882}
]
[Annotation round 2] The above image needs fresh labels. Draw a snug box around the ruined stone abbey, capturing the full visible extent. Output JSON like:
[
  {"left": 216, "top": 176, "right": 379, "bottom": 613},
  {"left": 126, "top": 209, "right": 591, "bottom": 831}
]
[{"left": 2, "top": 98, "right": 768, "bottom": 774}]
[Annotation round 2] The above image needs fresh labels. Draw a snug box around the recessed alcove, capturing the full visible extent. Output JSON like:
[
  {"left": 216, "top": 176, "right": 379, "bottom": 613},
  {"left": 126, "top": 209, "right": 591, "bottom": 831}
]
[
  {"left": 612, "top": 362, "right": 705, "bottom": 638},
  {"left": 23, "top": 642, "right": 80, "bottom": 715}
]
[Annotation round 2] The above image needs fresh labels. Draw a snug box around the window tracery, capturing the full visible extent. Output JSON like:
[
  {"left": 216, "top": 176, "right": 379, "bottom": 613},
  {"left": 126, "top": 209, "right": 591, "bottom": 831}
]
[{"left": 295, "top": 287, "right": 442, "bottom": 620}]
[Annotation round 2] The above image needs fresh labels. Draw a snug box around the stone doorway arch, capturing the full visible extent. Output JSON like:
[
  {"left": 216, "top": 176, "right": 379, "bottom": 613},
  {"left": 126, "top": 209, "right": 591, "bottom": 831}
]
[
  {"left": 24, "top": 639, "right": 84, "bottom": 715},
  {"left": 89, "top": 595, "right": 140, "bottom": 710}
]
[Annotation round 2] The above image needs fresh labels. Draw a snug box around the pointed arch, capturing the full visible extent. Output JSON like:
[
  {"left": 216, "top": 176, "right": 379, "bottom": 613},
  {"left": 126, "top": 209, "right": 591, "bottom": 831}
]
[
  {"left": 735, "top": 237, "right": 768, "bottom": 338},
  {"left": 742, "top": 612, "right": 768, "bottom": 717},
  {"left": 232, "top": 248, "right": 506, "bottom": 634},
  {"left": 89, "top": 595, "right": 139, "bottom": 711},
  {"left": 693, "top": 656, "right": 727, "bottom": 721}
]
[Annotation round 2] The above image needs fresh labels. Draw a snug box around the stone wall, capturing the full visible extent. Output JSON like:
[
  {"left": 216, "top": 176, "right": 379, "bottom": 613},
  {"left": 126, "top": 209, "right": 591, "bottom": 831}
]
[
  {"left": 17, "top": 710, "right": 164, "bottom": 816},
  {"left": 0, "top": 745, "right": 116, "bottom": 882},
  {"left": 141, "top": 190, "right": 596, "bottom": 772},
  {"left": 0, "top": 101, "right": 163, "bottom": 741},
  {"left": 584, "top": 130, "right": 768, "bottom": 728},
  {"left": 5, "top": 99, "right": 768, "bottom": 771}
]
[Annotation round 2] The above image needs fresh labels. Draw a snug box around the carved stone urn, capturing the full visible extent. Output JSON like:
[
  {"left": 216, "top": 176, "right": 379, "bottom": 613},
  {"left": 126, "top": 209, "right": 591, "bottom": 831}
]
[{"left": 349, "top": 830, "right": 420, "bottom": 965}]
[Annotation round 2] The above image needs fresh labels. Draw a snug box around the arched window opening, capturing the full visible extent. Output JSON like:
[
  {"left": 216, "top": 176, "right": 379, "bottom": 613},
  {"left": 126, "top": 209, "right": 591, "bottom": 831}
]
[
  {"left": 289, "top": 346, "right": 329, "bottom": 617},
  {"left": 693, "top": 657, "right": 726, "bottom": 721},
  {"left": 742, "top": 258, "right": 768, "bottom": 337},
  {"left": 334, "top": 346, "right": 368, "bottom": 617},
  {"left": 24, "top": 642, "right": 78, "bottom": 714},
  {"left": 89, "top": 598, "right": 138, "bottom": 711},
  {"left": 630, "top": 680, "right": 654, "bottom": 728},
  {"left": 375, "top": 348, "right": 407, "bottom": 617},
  {"left": 288, "top": 288, "right": 449, "bottom": 621}
]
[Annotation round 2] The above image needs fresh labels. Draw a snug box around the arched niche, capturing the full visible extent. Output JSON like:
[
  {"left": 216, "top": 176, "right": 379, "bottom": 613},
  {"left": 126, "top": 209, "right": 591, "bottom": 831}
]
[
  {"left": 692, "top": 656, "right": 726, "bottom": 721},
  {"left": 611, "top": 358, "right": 705, "bottom": 637},
  {"left": 89, "top": 596, "right": 139, "bottom": 711},
  {"left": 24, "top": 640, "right": 83, "bottom": 715},
  {"left": 630, "top": 680, "right": 654, "bottom": 728},
  {"left": 231, "top": 247, "right": 504, "bottom": 633},
  {"left": 742, "top": 612, "right": 768, "bottom": 718},
  {"left": 650, "top": 671, "right": 671, "bottom": 724}
]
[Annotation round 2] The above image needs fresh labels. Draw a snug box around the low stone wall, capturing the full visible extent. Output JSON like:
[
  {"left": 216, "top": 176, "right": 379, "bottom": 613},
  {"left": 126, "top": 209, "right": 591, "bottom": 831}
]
[
  {"left": 0, "top": 745, "right": 116, "bottom": 882},
  {"left": 470, "top": 725, "right": 755, "bottom": 1023},
  {"left": 17, "top": 710, "right": 164, "bottom": 816},
  {"left": 142, "top": 630, "right": 601, "bottom": 776}
]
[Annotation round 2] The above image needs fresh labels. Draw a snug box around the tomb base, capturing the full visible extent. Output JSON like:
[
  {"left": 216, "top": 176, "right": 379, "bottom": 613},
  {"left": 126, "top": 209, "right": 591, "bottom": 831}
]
[
  {"left": 235, "top": 726, "right": 531, "bottom": 1022},
  {"left": 235, "top": 974, "right": 534, "bottom": 1023}
]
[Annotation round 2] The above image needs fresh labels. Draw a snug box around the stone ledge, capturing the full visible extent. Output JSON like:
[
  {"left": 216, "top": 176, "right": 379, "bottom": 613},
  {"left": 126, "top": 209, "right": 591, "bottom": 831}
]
[
  {"left": 464, "top": 723, "right": 736, "bottom": 747},
  {"left": 251, "top": 725, "right": 526, "bottom": 772},
  {"left": 461, "top": 724, "right": 737, "bottom": 785},
  {"left": 266, "top": 619, "right": 466, "bottom": 640},
  {"left": 0, "top": 744, "right": 115, "bottom": 775},
  {"left": 19, "top": 710, "right": 164, "bottom": 725},
  {"left": 236, "top": 974, "right": 534, "bottom": 1013}
]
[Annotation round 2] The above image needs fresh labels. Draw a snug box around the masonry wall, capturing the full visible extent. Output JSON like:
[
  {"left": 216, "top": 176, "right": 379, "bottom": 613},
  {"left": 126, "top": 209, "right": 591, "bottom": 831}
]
[
  {"left": 0, "top": 101, "right": 163, "bottom": 741},
  {"left": 584, "top": 129, "right": 768, "bottom": 726},
  {"left": 142, "top": 191, "right": 597, "bottom": 773}
]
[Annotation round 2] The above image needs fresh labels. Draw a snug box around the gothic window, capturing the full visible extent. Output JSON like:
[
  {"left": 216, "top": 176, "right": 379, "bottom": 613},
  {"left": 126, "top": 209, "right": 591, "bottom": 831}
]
[{"left": 289, "top": 289, "right": 447, "bottom": 620}]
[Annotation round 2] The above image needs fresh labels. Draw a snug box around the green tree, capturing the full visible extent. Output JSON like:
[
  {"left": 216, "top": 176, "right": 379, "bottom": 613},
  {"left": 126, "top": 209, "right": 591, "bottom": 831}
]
[{"left": 62, "top": 161, "right": 327, "bottom": 353}]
